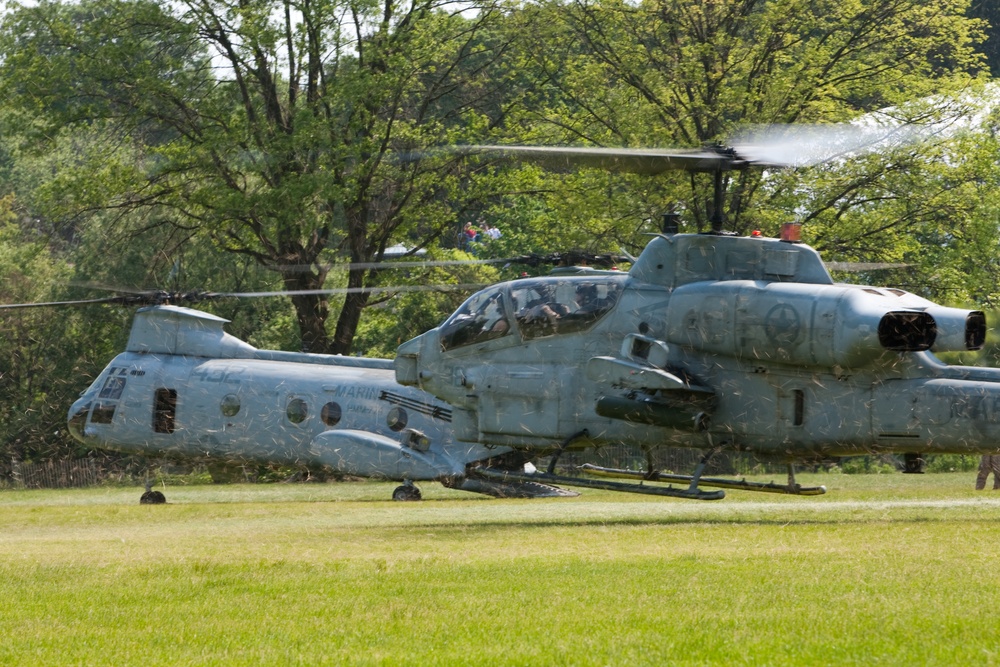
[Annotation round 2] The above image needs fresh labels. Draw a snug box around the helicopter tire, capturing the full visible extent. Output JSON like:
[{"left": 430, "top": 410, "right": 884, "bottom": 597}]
[
  {"left": 140, "top": 490, "right": 166, "bottom": 505},
  {"left": 392, "top": 484, "right": 422, "bottom": 502}
]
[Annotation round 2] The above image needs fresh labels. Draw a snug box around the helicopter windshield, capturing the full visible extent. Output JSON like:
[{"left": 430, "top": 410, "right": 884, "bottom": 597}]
[
  {"left": 440, "top": 287, "right": 511, "bottom": 350},
  {"left": 511, "top": 277, "right": 623, "bottom": 339},
  {"left": 440, "top": 276, "right": 625, "bottom": 350}
]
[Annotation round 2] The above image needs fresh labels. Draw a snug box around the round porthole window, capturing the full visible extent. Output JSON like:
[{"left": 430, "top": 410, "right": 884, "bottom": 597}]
[
  {"left": 220, "top": 394, "right": 241, "bottom": 417},
  {"left": 286, "top": 398, "right": 308, "bottom": 424},
  {"left": 321, "top": 401, "right": 342, "bottom": 427},
  {"left": 387, "top": 406, "right": 408, "bottom": 432}
]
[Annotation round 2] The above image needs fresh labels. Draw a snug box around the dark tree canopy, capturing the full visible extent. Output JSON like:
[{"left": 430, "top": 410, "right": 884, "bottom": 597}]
[{"left": 969, "top": 0, "right": 1000, "bottom": 75}]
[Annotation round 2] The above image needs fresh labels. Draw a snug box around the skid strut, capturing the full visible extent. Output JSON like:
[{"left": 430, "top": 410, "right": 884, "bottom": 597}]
[
  {"left": 580, "top": 464, "right": 827, "bottom": 496},
  {"left": 475, "top": 468, "right": 725, "bottom": 501}
]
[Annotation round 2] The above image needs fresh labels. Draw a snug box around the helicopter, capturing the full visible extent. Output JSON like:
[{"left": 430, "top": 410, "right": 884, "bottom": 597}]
[
  {"left": 390, "top": 140, "right": 1000, "bottom": 500},
  {"left": 48, "top": 295, "right": 594, "bottom": 503},
  {"left": 2, "top": 255, "right": 618, "bottom": 503}
]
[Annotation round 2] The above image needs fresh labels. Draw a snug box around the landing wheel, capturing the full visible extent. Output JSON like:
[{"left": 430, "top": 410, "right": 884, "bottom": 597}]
[
  {"left": 903, "top": 453, "right": 925, "bottom": 474},
  {"left": 140, "top": 489, "right": 166, "bottom": 504},
  {"left": 392, "top": 484, "right": 422, "bottom": 501},
  {"left": 140, "top": 478, "right": 166, "bottom": 504}
]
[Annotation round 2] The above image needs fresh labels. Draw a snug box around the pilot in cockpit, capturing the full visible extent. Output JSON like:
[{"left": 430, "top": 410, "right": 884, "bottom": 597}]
[
  {"left": 517, "top": 290, "right": 569, "bottom": 334},
  {"left": 573, "top": 283, "right": 607, "bottom": 313}
]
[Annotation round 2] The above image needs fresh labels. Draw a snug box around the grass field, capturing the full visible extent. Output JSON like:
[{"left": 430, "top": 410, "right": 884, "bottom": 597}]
[{"left": 1, "top": 473, "right": 999, "bottom": 666}]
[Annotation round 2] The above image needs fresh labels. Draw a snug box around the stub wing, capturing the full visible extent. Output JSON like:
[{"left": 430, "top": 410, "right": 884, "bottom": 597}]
[
  {"left": 587, "top": 356, "right": 714, "bottom": 432},
  {"left": 586, "top": 356, "right": 712, "bottom": 395}
]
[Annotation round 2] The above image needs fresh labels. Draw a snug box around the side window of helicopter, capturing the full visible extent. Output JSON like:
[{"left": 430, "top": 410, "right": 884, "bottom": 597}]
[
  {"left": 98, "top": 368, "right": 128, "bottom": 400},
  {"left": 220, "top": 394, "right": 241, "bottom": 417},
  {"left": 154, "top": 388, "right": 177, "bottom": 434},
  {"left": 512, "top": 279, "right": 624, "bottom": 339},
  {"left": 286, "top": 398, "right": 309, "bottom": 425},
  {"left": 321, "top": 402, "right": 342, "bottom": 427},
  {"left": 511, "top": 282, "right": 568, "bottom": 339},
  {"left": 439, "top": 287, "right": 511, "bottom": 350}
]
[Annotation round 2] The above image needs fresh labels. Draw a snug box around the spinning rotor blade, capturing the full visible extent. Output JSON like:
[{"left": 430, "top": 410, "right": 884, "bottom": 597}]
[
  {"left": 445, "top": 122, "right": 924, "bottom": 235},
  {"left": 730, "top": 123, "right": 923, "bottom": 168}
]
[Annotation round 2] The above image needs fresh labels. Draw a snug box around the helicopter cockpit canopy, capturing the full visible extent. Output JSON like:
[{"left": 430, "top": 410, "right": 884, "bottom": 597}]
[{"left": 440, "top": 275, "right": 626, "bottom": 351}]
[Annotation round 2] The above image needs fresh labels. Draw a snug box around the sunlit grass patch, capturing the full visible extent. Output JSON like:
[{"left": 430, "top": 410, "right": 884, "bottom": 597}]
[{"left": 1, "top": 473, "right": 998, "bottom": 665}]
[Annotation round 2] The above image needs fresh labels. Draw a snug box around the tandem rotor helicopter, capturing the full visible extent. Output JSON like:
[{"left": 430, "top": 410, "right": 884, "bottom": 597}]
[{"left": 6, "top": 125, "right": 1000, "bottom": 502}]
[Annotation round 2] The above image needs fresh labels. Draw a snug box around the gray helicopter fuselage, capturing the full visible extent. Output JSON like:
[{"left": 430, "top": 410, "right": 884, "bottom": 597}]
[
  {"left": 68, "top": 306, "right": 501, "bottom": 481},
  {"left": 397, "top": 233, "right": 1000, "bottom": 459}
]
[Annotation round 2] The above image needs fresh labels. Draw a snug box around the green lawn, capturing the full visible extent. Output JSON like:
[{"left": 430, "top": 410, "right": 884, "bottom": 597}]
[{"left": 1, "top": 473, "right": 998, "bottom": 665}]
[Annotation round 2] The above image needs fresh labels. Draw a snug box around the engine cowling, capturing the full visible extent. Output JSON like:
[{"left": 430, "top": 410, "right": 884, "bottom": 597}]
[{"left": 664, "top": 281, "right": 984, "bottom": 368}]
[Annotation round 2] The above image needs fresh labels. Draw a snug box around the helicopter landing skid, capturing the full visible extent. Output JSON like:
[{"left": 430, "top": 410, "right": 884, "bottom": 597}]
[
  {"left": 474, "top": 468, "right": 725, "bottom": 501},
  {"left": 579, "top": 464, "right": 827, "bottom": 496}
]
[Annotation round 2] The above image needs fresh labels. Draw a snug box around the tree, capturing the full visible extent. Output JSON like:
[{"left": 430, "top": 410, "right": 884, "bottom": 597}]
[
  {"left": 0, "top": 194, "right": 86, "bottom": 462},
  {"left": 0, "top": 0, "right": 522, "bottom": 353},
  {"left": 512, "top": 0, "right": 987, "bottom": 237}
]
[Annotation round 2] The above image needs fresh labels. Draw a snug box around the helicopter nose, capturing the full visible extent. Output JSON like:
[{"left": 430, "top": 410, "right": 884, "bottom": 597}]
[{"left": 67, "top": 399, "right": 93, "bottom": 443}]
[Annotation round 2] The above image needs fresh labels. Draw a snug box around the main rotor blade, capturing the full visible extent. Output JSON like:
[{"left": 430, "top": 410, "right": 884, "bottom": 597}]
[
  {"left": 825, "top": 261, "right": 911, "bottom": 272},
  {"left": 447, "top": 123, "right": 925, "bottom": 174},
  {"left": 216, "top": 284, "right": 488, "bottom": 298},
  {"left": 3, "top": 250, "right": 633, "bottom": 310},
  {"left": 449, "top": 145, "right": 746, "bottom": 174},
  {"left": 0, "top": 283, "right": 491, "bottom": 310},
  {"left": 0, "top": 296, "right": 145, "bottom": 310}
]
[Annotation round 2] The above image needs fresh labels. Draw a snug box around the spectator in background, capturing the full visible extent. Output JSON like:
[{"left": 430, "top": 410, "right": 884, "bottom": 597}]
[
  {"left": 482, "top": 221, "right": 501, "bottom": 241},
  {"left": 976, "top": 454, "right": 1000, "bottom": 490},
  {"left": 461, "top": 221, "right": 478, "bottom": 249}
]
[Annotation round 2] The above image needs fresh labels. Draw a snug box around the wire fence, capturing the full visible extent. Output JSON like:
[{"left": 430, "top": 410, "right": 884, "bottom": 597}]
[{"left": 10, "top": 458, "right": 103, "bottom": 489}]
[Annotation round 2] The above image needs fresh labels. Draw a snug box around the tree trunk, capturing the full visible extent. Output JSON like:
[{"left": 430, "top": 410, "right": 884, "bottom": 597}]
[
  {"left": 330, "top": 265, "right": 371, "bottom": 355},
  {"left": 282, "top": 269, "right": 332, "bottom": 353}
]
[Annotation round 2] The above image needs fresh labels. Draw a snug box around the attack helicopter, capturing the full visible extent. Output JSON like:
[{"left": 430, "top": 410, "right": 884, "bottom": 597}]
[{"left": 392, "top": 138, "right": 1000, "bottom": 500}]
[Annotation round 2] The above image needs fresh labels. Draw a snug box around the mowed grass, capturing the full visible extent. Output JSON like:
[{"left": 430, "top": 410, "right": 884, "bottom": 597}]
[{"left": 1, "top": 473, "right": 999, "bottom": 666}]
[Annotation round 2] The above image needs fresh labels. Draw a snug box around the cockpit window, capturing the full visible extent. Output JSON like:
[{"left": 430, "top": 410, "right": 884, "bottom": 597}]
[
  {"left": 511, "top": 278, "right": 623, "bottom": 339},
  {"left": 440, "top": 287, "right": 511, "bottom": 350},
  {"left": 440, "top": 277, "right": 625, "bottom": 349},
  {"left": 99, "top": 374, "right": 127, "bottom": 400}
]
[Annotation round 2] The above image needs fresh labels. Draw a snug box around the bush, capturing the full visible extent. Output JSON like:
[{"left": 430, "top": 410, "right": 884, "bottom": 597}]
[
  {"left": 923, "top": 454, "right": 979, "bottom": 473},
  {"left": 838, "top": 456, "right": 897, "bottom": 474}
]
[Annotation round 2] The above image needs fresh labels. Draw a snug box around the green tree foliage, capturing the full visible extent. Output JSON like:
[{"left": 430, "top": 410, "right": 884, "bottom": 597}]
[
  {"left": 505, "top": 0, "right": 988, "bottom": 246},
  {"left": 0, "top": 195, "right": 85, "bottom": 462},
  {"left": 0, "top": 0, "right": 523, "bottom": 353},
  {"left": 797, "top": 98, "right": 1000, "bottom": 304}
]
